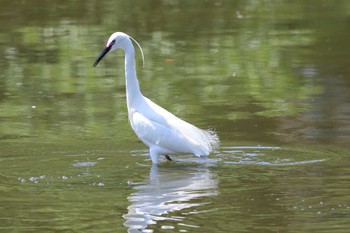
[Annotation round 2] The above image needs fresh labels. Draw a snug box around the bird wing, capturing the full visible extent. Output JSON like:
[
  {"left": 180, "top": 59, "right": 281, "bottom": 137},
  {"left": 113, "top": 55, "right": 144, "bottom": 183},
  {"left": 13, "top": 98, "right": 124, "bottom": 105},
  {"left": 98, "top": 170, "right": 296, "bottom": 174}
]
[{"left": 129, "top": 109, "right": 206, "bottom": 156}]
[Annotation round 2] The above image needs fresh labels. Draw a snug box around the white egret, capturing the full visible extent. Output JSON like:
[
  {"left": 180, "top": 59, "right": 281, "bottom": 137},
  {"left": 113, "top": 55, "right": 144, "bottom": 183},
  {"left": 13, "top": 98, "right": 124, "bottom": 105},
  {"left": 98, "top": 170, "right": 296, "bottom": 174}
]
[{"left": 93, "top": 32, "right": 219, "bottom": 164}]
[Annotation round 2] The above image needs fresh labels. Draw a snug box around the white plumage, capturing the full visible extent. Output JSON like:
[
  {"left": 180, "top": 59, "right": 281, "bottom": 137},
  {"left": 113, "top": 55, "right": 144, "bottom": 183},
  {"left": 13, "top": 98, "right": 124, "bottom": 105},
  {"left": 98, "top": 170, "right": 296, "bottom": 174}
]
[{"left": 93, "top": 32, "right": 219, "bottom": 164}]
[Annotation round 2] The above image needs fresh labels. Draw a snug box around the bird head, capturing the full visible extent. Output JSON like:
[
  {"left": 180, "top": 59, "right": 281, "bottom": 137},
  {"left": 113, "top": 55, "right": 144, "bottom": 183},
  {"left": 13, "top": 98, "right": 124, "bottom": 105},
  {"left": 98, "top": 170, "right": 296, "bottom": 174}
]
[
  {"left": 93, "top": 32, "right": 127, "bottom": 67},
  {"left": 93, "top": 32, "right": 145, "bottom": 68}
]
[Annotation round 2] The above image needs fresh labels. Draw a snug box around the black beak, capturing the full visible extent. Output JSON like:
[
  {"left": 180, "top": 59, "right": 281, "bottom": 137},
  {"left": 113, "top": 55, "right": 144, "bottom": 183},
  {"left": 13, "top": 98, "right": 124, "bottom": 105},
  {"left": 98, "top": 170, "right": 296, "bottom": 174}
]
[{"left": 93, "top": 46, "right": 112, "bottom": 68}]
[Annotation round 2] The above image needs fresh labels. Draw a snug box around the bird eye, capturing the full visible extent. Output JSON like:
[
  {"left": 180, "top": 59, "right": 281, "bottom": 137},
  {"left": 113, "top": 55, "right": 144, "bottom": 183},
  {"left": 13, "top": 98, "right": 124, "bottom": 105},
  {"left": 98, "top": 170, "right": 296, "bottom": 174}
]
[{"left": 107, "top": 39, "right": 116, "bottom": 48}]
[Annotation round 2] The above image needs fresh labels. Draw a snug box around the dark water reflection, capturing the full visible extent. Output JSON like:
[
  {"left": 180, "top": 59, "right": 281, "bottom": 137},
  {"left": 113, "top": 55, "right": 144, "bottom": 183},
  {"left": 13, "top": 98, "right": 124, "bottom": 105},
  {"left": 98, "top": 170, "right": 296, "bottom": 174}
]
[{"left": 1, "top": 0, "right": 350, "bottom": 232}]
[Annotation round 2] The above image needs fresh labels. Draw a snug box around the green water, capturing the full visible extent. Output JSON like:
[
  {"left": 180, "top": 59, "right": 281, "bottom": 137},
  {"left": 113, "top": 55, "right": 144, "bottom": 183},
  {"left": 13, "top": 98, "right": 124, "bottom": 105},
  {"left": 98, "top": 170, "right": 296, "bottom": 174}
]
[{"left": 1, "top": 1, "right": 350, "bottom": 232}]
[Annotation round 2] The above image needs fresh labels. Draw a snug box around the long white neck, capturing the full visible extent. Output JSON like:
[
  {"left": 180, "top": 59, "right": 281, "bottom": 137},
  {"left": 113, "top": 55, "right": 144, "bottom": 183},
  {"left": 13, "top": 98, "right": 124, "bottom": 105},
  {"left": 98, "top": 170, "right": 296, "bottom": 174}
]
[{"left": 123, "top": 40, "right": 143, "bottom": 110}]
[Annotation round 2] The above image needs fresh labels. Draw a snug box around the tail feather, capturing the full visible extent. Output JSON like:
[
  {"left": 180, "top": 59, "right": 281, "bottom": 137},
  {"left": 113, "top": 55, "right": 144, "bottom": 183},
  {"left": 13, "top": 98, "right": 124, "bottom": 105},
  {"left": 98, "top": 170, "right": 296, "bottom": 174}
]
[
  {"left": 191, "top": 127, "right": 219, "bottom": 156},
  {"left": 205, "top": 128, "right": 220, "bottom": 151}
]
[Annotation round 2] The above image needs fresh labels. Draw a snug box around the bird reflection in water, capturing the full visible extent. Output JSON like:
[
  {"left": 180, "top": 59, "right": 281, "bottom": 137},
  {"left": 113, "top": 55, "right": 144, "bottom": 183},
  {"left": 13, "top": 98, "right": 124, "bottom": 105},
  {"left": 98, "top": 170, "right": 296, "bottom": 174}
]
[{"left": 123, "top": 165, "right": 218, "bottom": 232}]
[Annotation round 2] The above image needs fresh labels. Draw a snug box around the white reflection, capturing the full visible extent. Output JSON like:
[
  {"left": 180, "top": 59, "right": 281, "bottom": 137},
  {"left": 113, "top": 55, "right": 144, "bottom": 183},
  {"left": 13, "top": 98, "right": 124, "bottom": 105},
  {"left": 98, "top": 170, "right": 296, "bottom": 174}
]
[{"left": 123, "top": 165, "right": 218, "bottom": 232}]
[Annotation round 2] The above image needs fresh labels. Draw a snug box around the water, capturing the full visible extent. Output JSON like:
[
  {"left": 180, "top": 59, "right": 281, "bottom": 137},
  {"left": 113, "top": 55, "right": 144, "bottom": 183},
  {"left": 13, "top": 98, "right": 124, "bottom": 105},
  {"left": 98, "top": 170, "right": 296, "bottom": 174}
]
[{"left": 1, "top": 1, "right": 350, "bottom": 232}]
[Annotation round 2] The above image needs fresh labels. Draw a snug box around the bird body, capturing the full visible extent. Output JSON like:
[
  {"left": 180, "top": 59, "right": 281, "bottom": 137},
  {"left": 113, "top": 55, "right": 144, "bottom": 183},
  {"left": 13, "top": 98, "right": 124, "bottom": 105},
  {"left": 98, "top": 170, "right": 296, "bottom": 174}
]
[{"left": 93, "top": 32, "right": 219, "bottom": 163}]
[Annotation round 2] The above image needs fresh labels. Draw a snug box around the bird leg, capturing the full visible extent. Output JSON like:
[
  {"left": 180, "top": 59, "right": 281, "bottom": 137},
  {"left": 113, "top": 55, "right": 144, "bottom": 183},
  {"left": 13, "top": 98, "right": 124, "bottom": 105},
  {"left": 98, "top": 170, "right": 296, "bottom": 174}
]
[{"left": 164, "top": 155, "right": 172, "bottom": 161}]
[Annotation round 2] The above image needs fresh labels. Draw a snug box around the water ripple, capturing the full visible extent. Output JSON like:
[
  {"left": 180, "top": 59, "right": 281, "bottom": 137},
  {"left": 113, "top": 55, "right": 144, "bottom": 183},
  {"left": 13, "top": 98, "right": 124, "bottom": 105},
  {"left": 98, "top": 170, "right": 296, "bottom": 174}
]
[{"left": 218, "top": 145, "right": 326, "bottom": 167}]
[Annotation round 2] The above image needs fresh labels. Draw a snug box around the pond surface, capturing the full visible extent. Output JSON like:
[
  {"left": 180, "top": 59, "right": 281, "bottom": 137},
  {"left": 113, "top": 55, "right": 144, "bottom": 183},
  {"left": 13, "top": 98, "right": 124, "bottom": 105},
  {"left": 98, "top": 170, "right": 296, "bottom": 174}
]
[{"left": 1, "top": 1, "right": 350, "bottom": 232}]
